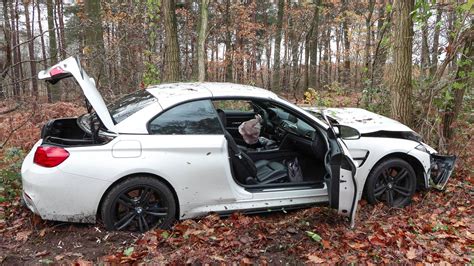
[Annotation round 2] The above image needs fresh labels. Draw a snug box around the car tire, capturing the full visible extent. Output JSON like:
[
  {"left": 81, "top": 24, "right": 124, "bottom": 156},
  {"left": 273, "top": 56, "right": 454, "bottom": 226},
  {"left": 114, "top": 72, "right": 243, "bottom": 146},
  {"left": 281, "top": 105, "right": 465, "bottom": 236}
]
[
  {"left": 100, "top": 176, "right": 176, "bottom": 232},
  {"left": 365, "top": 158, "right": 416, "bottom": 208}
]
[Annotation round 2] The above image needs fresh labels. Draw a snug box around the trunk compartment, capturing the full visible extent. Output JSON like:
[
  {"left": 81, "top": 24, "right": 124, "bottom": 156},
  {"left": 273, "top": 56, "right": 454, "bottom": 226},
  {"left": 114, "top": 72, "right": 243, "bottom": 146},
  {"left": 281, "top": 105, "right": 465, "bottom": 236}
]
[{"left": 41, "top": 118, "right": 95, "bottom": 146}]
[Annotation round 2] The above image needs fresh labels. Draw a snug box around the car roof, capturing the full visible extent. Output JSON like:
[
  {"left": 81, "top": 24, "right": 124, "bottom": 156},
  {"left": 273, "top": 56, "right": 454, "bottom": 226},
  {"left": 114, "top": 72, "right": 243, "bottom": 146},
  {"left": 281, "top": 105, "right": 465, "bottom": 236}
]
[{"left": 146, "top": 82, "right": 279, "bottom": 109}]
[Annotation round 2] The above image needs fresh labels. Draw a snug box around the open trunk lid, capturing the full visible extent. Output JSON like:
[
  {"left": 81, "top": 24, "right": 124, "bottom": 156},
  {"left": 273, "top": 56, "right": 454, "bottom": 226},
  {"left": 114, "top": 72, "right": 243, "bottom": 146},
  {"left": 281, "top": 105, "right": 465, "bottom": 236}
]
[{"left": 38, "top": 56, "right": 117, "bottom": 133}]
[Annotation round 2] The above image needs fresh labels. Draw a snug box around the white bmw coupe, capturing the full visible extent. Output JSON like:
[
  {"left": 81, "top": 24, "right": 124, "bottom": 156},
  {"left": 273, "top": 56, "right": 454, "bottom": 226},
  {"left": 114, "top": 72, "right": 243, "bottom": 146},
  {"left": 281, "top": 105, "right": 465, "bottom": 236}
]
[{"left": 21, "top": 57, "right": 455, "bottom": 232}]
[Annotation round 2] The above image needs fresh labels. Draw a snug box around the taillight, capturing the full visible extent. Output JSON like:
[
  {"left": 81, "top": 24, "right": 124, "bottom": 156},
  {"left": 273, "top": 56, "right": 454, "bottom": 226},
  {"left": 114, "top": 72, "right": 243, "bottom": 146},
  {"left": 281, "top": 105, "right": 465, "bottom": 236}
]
[{"left": 33, "top": 146, "right": 70, "bottom": 168}]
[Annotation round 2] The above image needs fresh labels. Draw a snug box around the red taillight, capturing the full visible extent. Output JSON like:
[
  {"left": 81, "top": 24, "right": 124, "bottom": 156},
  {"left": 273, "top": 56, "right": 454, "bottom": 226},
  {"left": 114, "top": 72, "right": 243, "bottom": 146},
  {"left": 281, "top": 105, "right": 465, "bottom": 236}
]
[
  {"left": 49, "top": 66, "right": 65, "bottom": 76},
  {"left": 33, "top": 146, "right": 70, "bottom": 168}
]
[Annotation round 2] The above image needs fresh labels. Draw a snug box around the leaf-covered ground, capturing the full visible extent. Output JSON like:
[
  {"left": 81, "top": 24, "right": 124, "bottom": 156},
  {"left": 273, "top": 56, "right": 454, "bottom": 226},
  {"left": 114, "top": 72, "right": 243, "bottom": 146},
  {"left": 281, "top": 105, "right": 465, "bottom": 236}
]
[{"left": 0, "top": 100, "right": 472, "bottom": 264}]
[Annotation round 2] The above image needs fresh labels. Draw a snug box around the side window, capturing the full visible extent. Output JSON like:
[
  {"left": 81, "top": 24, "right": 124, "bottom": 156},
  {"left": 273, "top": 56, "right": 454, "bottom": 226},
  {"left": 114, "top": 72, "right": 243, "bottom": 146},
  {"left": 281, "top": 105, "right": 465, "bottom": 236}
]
[
  {"left": 149, "top": 100, "right": 223, "bottom": 135},
  {"left": 213, "top": 100, "right": 253, "bottom": 112}
]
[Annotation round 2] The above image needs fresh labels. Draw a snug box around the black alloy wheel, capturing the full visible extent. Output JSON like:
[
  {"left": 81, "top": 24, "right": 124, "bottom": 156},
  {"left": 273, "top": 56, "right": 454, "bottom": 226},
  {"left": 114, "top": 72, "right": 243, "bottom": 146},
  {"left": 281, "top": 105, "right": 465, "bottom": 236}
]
[
  {"left": 365, "top": 158, "right": 417, "bottom": 207},
  {"left": 101, "top": 176, "right": 176, "bottom": 232}
]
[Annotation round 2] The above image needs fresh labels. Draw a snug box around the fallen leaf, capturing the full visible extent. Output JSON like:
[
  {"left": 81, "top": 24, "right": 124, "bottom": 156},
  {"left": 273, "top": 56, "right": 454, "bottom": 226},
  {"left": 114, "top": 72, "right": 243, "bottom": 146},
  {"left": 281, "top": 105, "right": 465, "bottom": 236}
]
[
  {"left": 307, "top": 254, "right": 325, "bottom": 263},
  {"left": 406, "top": 247, "right": 417, "bottom": 260},
  {"left": 15, "top": 230, "right": 31, "bottom": 242},
  {"left": 35, "top": 250, "right": 50, "bottom": 257},
  {"left": 54, "top": 254, "right": 64, "bottom": 261}
]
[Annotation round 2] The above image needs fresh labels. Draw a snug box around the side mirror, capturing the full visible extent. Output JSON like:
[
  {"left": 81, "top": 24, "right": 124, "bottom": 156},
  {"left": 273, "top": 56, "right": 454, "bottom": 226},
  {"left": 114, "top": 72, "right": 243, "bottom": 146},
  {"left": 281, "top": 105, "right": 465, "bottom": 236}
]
[{"left": 335, "top": 125, "right": 361, "bottom": 140}]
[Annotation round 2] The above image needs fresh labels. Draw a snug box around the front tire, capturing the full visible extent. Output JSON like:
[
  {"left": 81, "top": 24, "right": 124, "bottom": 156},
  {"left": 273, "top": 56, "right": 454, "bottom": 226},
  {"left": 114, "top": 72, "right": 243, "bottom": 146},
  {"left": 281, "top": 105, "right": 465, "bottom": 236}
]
[
  {"left": 365, "top": 158, "right": 416, "bottom": 207},
  {"left": 100, "top": 176, "right": 176, "bottom": 232}
]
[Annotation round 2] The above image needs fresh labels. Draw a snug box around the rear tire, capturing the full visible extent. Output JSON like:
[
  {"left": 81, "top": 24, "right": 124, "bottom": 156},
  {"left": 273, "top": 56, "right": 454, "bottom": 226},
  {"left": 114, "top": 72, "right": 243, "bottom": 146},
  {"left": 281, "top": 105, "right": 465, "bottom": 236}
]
[
  {"left": 100, "top": 176, "right": 176, "bottom": 232},
  {"left": 365, "top": 158, "right": 416, "bottom": 207}
]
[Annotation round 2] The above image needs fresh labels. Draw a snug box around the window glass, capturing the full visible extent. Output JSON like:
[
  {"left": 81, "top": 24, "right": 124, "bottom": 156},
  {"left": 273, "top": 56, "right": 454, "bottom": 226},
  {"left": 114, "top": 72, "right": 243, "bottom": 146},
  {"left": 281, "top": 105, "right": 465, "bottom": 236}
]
[
  {"left": 149, "top": 100, "right": 223, "bottom": 135},
  {"left": 213, "top": 100, "right": 253, "bottom": 112},
  {"left": 108, "top": 90, "right": 157, "bottom": 124}
]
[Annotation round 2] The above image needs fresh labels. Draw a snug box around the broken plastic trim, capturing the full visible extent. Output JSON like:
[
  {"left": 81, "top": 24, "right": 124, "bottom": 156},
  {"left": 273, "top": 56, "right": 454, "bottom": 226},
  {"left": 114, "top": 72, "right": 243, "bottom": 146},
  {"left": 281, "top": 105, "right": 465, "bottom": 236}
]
[{"left": 431, "top": 154, "right": 456, "bottom": 190}]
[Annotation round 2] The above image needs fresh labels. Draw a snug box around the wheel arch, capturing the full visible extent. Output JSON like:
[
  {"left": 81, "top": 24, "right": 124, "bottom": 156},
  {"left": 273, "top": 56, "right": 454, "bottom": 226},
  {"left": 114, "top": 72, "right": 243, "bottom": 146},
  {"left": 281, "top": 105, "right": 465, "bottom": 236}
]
[
  {"left": 364, "top": 152, "right": 427, "bottom": 193},
  {"left": 96, "top": 172, "right": 180, "bottom": 220}
]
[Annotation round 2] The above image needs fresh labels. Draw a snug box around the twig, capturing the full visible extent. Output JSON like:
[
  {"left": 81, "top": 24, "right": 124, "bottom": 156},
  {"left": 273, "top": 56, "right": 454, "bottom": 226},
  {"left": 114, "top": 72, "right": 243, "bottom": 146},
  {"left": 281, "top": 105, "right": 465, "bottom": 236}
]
[
  {"left": 0, "top": 104, "right": 36, "bottom": 149},
  {"left": 0, "top": 103, "right": 20, "bottom": 115}
]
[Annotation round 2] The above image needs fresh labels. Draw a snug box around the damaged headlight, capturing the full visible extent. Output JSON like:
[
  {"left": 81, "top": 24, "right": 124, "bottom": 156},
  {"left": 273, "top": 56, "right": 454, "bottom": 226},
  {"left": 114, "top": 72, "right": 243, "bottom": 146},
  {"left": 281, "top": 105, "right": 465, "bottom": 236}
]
[{"left": 415, "top": 144, "right": 428, "bottom": 153}]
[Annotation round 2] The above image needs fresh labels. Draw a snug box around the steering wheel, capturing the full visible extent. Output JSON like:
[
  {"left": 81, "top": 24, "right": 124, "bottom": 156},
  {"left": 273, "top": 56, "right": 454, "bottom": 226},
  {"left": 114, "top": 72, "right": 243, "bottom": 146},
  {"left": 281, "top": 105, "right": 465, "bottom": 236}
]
[{"left": 257, "top": 108, "right": 270, "bottom": 134}]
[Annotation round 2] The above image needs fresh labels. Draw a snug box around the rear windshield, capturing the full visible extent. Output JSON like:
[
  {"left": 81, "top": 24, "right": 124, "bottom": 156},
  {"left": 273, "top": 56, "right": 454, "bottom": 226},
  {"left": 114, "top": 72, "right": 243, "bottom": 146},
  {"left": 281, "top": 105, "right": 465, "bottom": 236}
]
[{"left": 108, "top": 90, "right": 157, "bottom": 124}]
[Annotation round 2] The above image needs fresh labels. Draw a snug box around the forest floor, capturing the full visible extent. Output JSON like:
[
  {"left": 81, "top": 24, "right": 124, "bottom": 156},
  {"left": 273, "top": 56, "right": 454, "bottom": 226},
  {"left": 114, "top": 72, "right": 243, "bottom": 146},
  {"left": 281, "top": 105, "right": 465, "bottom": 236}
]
[{"left": 0, "top": 97, "right": 472, "bottom": 264}]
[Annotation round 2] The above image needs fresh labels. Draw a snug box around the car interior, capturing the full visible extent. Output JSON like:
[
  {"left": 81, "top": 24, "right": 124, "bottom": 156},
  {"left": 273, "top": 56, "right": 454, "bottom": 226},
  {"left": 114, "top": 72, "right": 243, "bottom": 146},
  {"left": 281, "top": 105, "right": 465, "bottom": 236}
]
[{"left": 213, "top": 99, "right": 329, "bottom": 188}]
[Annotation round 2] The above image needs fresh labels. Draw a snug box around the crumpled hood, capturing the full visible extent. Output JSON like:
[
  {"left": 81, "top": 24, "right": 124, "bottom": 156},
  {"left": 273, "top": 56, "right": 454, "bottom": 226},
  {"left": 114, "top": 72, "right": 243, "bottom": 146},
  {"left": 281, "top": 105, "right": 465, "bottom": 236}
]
[{"left": 305, "top": 107, "right": 414, "bottom": 134}]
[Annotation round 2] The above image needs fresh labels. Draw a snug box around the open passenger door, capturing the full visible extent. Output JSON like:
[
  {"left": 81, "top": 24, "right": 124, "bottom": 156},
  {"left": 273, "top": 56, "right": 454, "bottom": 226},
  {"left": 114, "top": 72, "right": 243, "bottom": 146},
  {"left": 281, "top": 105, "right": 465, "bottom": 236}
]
[
  {"left": 38, "top": 56, "right": 117, "bottom": 133},
  {"left": 322, "top": 113, "right": 359, "bottom": 227}
]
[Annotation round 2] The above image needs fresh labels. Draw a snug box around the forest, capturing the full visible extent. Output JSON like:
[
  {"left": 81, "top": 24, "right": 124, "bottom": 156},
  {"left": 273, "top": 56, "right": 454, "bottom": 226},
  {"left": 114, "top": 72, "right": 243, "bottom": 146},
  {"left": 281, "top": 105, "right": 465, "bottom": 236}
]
[{"left": 0, "top": 0, "right": 473, "bottom": 263}]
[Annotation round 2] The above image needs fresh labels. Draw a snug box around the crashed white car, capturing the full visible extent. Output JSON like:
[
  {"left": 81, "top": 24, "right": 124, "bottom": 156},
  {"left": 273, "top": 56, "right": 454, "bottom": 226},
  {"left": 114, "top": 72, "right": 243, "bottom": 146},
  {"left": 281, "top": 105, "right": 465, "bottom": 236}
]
[{"left": 21, "top": 57, "right": 455, "bottom": 232}]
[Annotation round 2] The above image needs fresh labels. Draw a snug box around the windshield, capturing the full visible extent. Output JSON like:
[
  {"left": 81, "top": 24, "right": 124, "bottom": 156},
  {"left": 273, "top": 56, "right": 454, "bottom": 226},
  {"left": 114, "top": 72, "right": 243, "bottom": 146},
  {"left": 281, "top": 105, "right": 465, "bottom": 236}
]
[{"left": 108, "top": 90, "right": 157, "bottom": 124}]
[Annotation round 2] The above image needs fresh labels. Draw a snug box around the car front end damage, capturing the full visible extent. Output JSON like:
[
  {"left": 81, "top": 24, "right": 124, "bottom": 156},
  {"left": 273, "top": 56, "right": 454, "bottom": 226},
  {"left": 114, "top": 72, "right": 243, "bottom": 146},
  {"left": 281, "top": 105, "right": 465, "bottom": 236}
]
[
  {"left": 430, "top": 154, "right": 456, "bottom": 190},
  {"left": 410, "top": 142, "right": 456, "bottom": 190}
]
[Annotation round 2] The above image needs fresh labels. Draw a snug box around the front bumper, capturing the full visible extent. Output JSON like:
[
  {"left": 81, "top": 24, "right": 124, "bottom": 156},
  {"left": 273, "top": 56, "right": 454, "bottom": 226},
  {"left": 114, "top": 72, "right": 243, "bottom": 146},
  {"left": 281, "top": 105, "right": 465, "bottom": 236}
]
[{"left": 430, "top": 154, "right": 457, "bottom": 190}]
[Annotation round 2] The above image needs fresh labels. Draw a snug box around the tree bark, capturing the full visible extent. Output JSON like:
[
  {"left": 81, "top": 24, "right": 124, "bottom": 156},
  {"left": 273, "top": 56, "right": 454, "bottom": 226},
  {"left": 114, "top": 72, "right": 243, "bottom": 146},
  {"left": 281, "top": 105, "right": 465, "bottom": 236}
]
[
  {"left": 390, "top": 0, "right": 414, "bottom": 126},
  {"left": 370, "top": 1, "right": 391, "bottom": 89},
  {"left": 430, "top": 7, "right": 442, "bottom": 77},
  {"left": 1, "top": 0, "right": 12, "bottom": 99},
  {"left": 272, "top": 0, "right": 285, "bottom": 91},
  {"left": 442, "top": 23, "right": 473, "bottom": 142},
  {"left": 23, "top": 0, "right": 38, "bottom": 97},
  {"left": 57, "top": 0, "right": 66, "bottom": 59},
  {"left": 364, "top": 0, "right": 375, "bottom": 80},
  {"left": 46, "top": 0, "right": 58, "bottom": 102},
  {"left": 9, "top": 0, "right": 21, "bottom": 98},
  {"left": 162, "top": 0, "right": 180, "bottom": 82},
  {"left": 224, "top": 0, "right": 233, "bottom": 82},
  {"left": 420, "top": 2, "right": 430, "bottom": 79},
  {"left": 36, "top": 1, "right": 47, "bottom": 66},
  {"left": 341, "top": 0, "right": 351, "bottom": 86},
  {"left": 84, "top": 0, "right": 106, "bottom": 85},
  {"left": 197, "top": 0, "right": 209, "bottom": 82},
  {"left": 305, "top": 0, "right": 320, "bottom": 90}
]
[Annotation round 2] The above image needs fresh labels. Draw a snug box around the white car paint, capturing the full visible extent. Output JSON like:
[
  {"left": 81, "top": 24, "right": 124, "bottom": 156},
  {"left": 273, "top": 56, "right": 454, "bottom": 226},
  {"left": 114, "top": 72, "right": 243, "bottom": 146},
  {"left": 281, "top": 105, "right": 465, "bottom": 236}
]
[
  {"left": 22, "top": 57, "right": 454, "bottom": 229},
  {"left": 23, "top": 57, "right": 361, "bottom": 227},
  {"left": 302, "top": 106, "right": 449, "bottom": 200}
]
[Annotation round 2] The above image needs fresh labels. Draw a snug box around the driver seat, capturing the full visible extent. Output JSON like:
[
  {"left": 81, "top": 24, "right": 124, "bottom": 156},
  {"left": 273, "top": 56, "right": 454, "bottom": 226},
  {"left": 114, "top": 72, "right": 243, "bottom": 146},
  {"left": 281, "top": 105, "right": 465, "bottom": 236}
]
[{"left": 217, "top": 109, "right": 288, "bottom": 185}]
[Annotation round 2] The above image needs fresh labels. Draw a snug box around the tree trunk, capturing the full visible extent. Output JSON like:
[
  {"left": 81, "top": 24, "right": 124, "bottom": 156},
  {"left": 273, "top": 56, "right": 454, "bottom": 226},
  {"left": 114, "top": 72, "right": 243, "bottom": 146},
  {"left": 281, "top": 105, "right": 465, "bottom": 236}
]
[
  {"left": 364, "top": 0, "right": 375, "bottom": 80},
  {"left": 46, "top": 0, "right": 58, "bottom": 102},
  {"left": 370, "top": 1, "right": 391, "bottom": 89},
  {"left": 85, "top": 0, "right": 106, "bottom": 85},
  {"left": 162, "top": 0, "right": 180, "bottom": 82},
  {"left": 430, "top": 7, "right": 442, "bottom": 77},
  {"left": 341, "top": 0, "right": 350, "bottom": 86},
  {"left": 23, "top": 0, "right": 38, "bottom": 97},
  {"left": 36, "top": 1, "right": 47, "bottom": 66},
  {"left": 1, "top": 0, "right": 12, "bottom": 99},
  {"left": 197, "top": 0, "right": 209, "bottom": 82},
  {"left": 57, "top": 0, "right": 66, "bottom": 59},
  {"left": 390, "top": 0, "right": 414, "bottom": 126},
  {"left": 224, "top": 0, "right": 233, "bottom": 82},
  {"left": 305, "top": 0, "right": 320, "bottom": 90},
  {"left": 9, "top": 0, "right": 21, "bottom": 98},
  {"left": 272, "top": 0, "right": 285, "bottom": 91},
  {"left": 420, "top": 2, "right": 430, "bottom": 79},
  {"left": 442, "top": 24, "right": 473, "bottom": 142}
]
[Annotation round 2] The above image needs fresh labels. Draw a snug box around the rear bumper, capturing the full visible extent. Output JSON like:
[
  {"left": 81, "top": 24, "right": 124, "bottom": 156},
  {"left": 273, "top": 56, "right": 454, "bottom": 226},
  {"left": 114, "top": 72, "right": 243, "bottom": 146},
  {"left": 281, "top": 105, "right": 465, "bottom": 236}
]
[
  {"left": 21, "top": 141, "right": 111, "bottom": 223},
  {"left": 430, "top": 154, "right": 456, "bottom": 190}
]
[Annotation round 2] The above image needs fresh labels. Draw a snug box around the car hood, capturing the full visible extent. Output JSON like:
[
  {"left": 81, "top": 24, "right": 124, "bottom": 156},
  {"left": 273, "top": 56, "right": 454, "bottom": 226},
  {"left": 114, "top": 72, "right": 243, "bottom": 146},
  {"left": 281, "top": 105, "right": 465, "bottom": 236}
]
[
  {"left": 304, "top": 107, "right": 414, "bottom": 134},
  {"left": 38, "top": 57, "right": 117, "bottom": 133}
]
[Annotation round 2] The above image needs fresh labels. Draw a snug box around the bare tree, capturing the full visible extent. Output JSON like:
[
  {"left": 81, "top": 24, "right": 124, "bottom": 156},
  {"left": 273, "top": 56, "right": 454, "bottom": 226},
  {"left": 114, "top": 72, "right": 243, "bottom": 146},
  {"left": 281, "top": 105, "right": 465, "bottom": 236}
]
[{"left": 162, "top": 0, "right": 180, "bottom": 82}]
